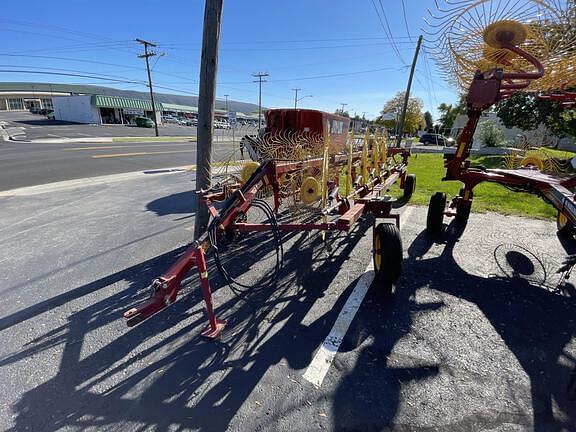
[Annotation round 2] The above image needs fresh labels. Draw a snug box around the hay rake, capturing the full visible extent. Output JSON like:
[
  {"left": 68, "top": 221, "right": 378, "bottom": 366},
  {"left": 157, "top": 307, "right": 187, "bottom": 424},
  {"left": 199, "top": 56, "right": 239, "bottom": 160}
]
[
  {"left": 124, "top": 109, "right": 415, "bottom": 338},
  {"left": 423, "top": 0, "right": 576, "bottom": 238}
]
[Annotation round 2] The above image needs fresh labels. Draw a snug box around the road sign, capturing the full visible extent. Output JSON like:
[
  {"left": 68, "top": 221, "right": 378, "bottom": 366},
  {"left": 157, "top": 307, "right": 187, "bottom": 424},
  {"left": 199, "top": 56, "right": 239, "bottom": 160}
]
[{"left": 228, "top": 111, "right": 237, "bottom": 125}]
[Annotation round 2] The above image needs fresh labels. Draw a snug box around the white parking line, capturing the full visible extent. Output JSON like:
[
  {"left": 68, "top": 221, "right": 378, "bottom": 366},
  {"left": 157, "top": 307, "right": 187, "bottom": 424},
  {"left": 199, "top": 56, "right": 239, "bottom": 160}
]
[{"left": 302, "top": 207, "right": 414, "bottom": 388}]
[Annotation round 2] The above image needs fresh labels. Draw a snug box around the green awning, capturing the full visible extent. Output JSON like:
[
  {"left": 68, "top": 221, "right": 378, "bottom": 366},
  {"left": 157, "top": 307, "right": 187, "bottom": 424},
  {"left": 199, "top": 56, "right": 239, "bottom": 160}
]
[
  {"left": 91, "top": 95, "right": 162, "bottom": 111},
  {"left": 162, "top": 103, "right": 197, "bottom": 113}
]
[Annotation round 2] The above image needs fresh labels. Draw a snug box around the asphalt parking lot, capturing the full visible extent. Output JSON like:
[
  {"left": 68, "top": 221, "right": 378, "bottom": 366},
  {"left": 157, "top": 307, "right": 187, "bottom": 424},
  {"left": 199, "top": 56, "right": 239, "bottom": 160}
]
[{"left": 1, "top": 171, "right": 575, "bottom": 431}]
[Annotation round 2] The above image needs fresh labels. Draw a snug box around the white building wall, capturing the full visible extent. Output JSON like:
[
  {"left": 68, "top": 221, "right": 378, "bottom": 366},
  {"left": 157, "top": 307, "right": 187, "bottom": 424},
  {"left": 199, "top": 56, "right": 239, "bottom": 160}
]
[
  {"left": 450, "top": 112, "right": 575, "bottom": 150},
  {"left": 53, "top": 95, "right": 100, "bottom": 124}
]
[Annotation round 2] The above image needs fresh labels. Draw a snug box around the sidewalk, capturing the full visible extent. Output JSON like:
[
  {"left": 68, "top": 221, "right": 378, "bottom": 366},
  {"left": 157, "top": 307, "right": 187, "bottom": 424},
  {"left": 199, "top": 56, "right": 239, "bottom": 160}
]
[{"left": 12, "top": 136, "right": 199, "bottom": 144}]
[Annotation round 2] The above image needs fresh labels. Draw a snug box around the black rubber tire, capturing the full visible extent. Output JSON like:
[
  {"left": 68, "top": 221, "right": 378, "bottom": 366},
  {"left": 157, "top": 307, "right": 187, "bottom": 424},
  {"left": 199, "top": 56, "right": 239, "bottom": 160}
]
[
  {"left": 455, "top": 188, "right": 473, "bottom": 223},
  {"left": 557, "top": 211, "right": 574, "bottom": 236},
  {"left": 373, "top": 223, "right": 403, "bottom": 294},
  {"left": 403, "top": 174, "right": 416, "bottom": 200},
  {"left": 426, "top": 192, "right": 446, "bottom": 233}
]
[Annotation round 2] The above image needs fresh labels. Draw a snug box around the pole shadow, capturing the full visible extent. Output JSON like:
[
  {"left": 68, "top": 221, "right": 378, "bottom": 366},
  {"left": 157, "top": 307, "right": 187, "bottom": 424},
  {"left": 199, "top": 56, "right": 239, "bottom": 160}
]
[{"left": 3, "top": 215, "right": 373, "bottom": 431}]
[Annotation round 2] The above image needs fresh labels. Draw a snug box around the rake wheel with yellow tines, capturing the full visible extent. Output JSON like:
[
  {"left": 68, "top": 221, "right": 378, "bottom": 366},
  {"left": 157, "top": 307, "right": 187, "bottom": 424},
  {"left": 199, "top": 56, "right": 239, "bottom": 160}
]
[
  {"left": 123, "top": 108, "right": 416, "bottom": 338},
  {"left": 423, "top": 0, "right": 576, "bottom": 251}
]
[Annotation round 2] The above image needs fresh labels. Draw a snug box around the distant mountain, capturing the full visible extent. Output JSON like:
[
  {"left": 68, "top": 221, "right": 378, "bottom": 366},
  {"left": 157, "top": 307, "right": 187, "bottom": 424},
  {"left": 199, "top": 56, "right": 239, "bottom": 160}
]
[{"left": 0, "top": 82, "right": 262, "bottom": 114}]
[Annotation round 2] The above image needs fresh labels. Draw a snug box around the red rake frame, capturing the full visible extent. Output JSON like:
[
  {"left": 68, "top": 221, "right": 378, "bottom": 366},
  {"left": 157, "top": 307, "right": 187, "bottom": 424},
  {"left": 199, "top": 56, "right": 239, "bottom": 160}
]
[{"left": 124, "top": 147, "right": 411, "bottom": 338}]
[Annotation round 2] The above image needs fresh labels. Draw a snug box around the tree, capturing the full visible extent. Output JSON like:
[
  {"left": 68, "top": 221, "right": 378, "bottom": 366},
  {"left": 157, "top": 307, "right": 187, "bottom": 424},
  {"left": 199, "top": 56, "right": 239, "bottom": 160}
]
[
  {"left": 437, "top": 95, "right": 467, "bottom": 132},
  {"left": 424, "top": 111, "right": 433, "bottom": 131},
  {"left": 380, "top": 91, "right": 424, "bottom": 135},
  {"left": 335, "top": 110, "right": 350, "bottom": 118},
  {"left": 495, "top": 92, "right": 576, "bottom": 139}
]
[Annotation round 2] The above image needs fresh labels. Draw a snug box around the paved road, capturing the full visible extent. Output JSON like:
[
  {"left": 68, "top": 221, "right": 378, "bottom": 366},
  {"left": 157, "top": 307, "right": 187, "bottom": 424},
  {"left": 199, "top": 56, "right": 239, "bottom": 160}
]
[
  {"left": 0, "top": 111, "right": 253, "bottom": 191},
  {"left": 0, "top": 139, "right": 241, "bottom": 191},
  {"left": 0, "top": 172, "right": 574, "bottom": 431},
  {"left": 2, "top": 111, "right": 256, "bottom": 141}
]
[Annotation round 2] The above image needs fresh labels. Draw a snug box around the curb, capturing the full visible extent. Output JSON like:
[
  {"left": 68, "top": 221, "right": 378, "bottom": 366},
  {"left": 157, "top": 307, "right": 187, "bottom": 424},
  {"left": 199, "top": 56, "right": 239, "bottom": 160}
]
[
  {"left": 0, "top": 167, "right": 192, "bottom": 197},
  {"left": 27, "top": 137, "right": 114, "bottom": 144},
  {"left": 0, "top": 165, "right": 242, "bottom": 197}
]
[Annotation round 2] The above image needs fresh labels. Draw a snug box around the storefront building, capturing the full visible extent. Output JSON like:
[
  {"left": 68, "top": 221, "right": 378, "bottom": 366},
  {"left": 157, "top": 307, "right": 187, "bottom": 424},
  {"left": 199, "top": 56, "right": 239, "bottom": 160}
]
[
  {"left": 53, "top": 95, "right": 163, "bottom": 125},
  {"left": 0, "top": 83, "right": 94, "bottom": 111}
]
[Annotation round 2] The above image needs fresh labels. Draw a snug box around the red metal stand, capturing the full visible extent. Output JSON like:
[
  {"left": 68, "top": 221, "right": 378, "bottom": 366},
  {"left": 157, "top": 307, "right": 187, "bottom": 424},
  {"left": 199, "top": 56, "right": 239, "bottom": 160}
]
[{"left": 123, "top": 243, "right": 226, "bottom": 339}]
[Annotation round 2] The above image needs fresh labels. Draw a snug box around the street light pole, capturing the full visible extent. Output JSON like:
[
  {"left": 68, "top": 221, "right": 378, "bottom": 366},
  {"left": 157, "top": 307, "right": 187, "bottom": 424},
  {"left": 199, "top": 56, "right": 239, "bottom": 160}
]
[
  {"left": 292, "top": 88, "right": 301, "bottom": 109},
  {"left": 252, "top": 72, "right": 268, "bottom": 129},
  {"left": 339, "top": 102, "right": 348, "bottom": 115},
  {"left": 136, "top": 38, "right": 159, "bottom": 137},
  {"left": 224, "top": 94, "right": 229, "bottom": 111}
]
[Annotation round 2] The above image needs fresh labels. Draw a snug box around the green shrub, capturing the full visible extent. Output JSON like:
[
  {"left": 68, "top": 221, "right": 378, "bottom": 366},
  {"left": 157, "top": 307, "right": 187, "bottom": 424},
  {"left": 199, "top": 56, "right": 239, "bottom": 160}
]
[{"left": 477, "top": 122, "right": 507, "bottom": 147}]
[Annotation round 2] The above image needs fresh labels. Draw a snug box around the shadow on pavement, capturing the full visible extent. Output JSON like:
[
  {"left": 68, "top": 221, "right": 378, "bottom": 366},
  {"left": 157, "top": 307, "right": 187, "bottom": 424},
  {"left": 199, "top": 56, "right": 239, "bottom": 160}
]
[
  {"left": 13, "top": 119, "right": 80, "bottom": 126},
  {"left": 333, "top": 220, "right": 576, "bottom": 431},
  {"left": 146, "top": 191, "right": 196, "bottom": 216},
  {"left": 2, "top": 213, "right": 372, "bottom": 431}
]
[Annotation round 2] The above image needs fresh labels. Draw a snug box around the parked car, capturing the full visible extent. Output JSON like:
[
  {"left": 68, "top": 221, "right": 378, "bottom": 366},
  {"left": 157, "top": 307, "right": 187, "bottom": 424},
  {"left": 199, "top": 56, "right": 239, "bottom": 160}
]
[
  {"left": 214, "top": 120, "right": 230, "bottom": 129},
  {"left": 135, "top": 116, "right": 155, "bottom": 128},
  {"left": 419, "top": 133, "right": 454, "bottom": 146},
  {"left": 162, "top": 116, "right": 179, "bottom": 124}
]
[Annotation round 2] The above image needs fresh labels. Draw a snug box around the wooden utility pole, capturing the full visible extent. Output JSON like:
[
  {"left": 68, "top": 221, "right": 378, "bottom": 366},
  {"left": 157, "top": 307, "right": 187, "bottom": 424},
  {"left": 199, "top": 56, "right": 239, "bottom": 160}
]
[
  {"left": 292, "top": 88, "right": 301, "bottom": 109},
  {"left": 252, "top": 72, "right": 268, "bottom": 129},
  {"left": 396, "top": 35, "right": 423, "bottom": 147},
  {"left": 136, "top": 38, "right": 160, "bottom": 137},
  {"left": 194, "top": 0, "right": 224, "bottom": 239}
]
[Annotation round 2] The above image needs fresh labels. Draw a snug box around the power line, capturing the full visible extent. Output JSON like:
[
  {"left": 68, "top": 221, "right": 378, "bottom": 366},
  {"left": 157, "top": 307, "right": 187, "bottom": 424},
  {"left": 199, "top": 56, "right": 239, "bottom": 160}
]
[
  {"left": 0, "top": 53, "right": 200, "bottom": 85},
  {"left": 0, "top": 18, "right": 130, "bottom": 44},
  {"left": 0, "top": 64, "right": 148, "bottom": 83},
  {"left": 167, "top": 42, "right": 416, "bottom": 52},
  {"left": 10, "top": 41, "right": 136, "bottom": 55},
  {"left": 371, "top": 0, "right": 407, "bottom": 66},
  {"left": 378, "top": 0, "right": 407, "bottom": 65},
  {"left": 0, "top": 66, "right": 200, "bottom": 97},
  {"left": 0, "top": 69, "right": 142, "bottom": 85},
  {"left": 221, "top": 66, "right": 406, "bottom": 85},
  {"left": 158, "top": 35, "right": 415, "bottom": 47},
  {"left": 401, "top": 0, "right": 414, "bottom": 43},
  {"left": 422, "top": 49, "right": 440, "bottom": 112}
]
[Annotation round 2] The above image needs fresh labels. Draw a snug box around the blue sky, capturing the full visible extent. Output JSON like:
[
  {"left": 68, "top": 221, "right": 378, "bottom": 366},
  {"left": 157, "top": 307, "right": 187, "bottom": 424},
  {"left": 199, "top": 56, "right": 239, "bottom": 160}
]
[{"left": 0, "top": 0, "right": 459, "bottom": 119}]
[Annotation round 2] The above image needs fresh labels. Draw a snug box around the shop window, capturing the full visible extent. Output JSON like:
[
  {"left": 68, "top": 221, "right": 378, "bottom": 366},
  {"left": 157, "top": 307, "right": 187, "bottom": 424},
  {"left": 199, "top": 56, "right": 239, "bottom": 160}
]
[
  {"left": 8, "top": 98, "right": 23, "bottom": 110},
  {"left": 41, "top": 98, "right": 53, "bottom": 109}
]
